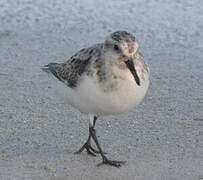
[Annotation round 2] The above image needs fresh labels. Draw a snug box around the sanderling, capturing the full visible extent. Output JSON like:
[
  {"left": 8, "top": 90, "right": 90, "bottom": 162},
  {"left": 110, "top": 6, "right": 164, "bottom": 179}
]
[{"left": 43, "top": 31, "right": 150, "bottom": 167}]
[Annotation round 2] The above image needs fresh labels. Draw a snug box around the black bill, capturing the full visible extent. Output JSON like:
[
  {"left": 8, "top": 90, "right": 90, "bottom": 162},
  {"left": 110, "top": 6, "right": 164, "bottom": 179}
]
[{"left": 125, "top": 58, "right": 141, "bottom": 86}]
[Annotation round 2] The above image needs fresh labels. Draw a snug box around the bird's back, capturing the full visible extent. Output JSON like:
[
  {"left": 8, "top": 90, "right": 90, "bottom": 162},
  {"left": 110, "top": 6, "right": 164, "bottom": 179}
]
[{"left": 42, "top": 43, "right": 104, "bottom": 88}]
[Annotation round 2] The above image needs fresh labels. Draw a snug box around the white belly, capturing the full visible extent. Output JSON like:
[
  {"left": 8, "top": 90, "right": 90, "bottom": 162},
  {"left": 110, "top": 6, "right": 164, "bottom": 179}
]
[{"left": 65, "top": 73, "right": 149, "bottom": 116}]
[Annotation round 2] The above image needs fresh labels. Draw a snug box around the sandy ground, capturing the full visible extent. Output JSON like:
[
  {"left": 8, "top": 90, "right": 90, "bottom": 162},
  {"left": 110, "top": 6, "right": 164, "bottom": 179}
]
[{"left": 0, "top": 0, "right": 203, "bottom": 179}]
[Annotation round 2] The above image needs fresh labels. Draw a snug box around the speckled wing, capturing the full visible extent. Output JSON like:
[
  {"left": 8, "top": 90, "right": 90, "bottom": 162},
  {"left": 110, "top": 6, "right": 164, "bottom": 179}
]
[{"left": 42, "top": 43, "right": 103, "bottom": 88}]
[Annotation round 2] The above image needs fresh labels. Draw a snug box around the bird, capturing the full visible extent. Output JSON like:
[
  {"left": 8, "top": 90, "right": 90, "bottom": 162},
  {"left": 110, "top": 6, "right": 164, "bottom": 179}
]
[{"left": 42, "top": 30, "right": 150, "bottom": 167}]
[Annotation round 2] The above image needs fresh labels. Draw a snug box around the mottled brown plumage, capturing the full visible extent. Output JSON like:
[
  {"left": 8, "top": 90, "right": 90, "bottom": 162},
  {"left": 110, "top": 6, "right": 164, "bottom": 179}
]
[
  {"left": 111, "top": 31, "right": 135, "bottom": 42},
  {"left": 43, "top": 44, "right": 104, "bottom": 88}
]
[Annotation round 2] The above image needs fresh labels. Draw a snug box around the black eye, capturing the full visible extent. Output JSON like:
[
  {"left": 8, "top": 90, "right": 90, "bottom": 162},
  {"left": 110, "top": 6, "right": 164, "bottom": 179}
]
[{"left": 114, "top": 45, "right": 120, "bottom": 51}]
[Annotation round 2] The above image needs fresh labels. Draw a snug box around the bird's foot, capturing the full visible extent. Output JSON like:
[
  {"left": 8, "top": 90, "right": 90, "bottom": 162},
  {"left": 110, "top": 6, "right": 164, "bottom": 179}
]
[
  {"left": 74, "top": 142, "right": 100, "bottom": 157},
  {"left": 97, "top": 156, "right": 126, "bottom": 167}
]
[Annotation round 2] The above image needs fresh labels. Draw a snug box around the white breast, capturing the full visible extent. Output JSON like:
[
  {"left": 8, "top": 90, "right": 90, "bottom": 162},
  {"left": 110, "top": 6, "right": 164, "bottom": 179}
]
[{"left": 65, "top": 66, "right": 149, "bottom": 116}]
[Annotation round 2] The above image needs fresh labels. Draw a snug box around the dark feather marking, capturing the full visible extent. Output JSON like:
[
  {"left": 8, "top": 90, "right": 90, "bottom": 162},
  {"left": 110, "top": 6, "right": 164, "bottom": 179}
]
[
  {"left": 111, "top": 31, "right": 135, "bottom": 42},
  {"left": 94, "top": 59, "right": 106, "bottom": 82},
  {"left": 43, "top": 44, "right": 103, "bottom": 88}
]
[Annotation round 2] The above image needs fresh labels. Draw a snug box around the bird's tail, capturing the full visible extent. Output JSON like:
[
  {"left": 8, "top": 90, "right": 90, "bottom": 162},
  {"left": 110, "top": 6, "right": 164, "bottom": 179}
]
[
  {"left": 42, "top": 63, "right": 62, "bottom": 81},
  {"left": 42, "top": 63, "right": 58, "bottom": 72}
]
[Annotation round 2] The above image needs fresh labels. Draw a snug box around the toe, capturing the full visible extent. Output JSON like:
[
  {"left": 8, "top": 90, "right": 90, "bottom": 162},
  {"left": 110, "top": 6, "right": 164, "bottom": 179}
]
[
  {"left": 86, "top": 149, "right": 97, "bottom": 157},
  {"left": 97, "top": 158, "right": 126, "bottom": 167}
]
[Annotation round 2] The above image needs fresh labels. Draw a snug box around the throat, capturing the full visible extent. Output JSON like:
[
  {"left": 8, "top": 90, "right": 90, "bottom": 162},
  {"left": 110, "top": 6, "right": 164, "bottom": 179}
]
[{"left": 111, "top": 64, "right": 131, "bottom": 81}]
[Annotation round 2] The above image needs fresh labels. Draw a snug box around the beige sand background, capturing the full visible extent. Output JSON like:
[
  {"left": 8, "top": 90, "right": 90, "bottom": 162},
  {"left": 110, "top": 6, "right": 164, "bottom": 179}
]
[{"left": 0, "top": 0, "right": 202, "bottom": 179}]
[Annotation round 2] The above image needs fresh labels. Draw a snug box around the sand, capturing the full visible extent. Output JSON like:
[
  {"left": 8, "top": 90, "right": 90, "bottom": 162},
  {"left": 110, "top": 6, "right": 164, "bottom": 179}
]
[{"left": 0, "top": 0, "right": 202, "bottom": 179}]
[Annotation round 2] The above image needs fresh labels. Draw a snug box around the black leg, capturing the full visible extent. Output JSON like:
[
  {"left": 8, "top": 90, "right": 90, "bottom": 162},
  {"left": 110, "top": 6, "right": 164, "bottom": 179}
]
[
  {"left": 74, "top": 133, "right": 97, "bottom": 156},
  {"left": 93, "top": 115, "right": 97, "bottom": 127},
  {"left": 74, "top": 116, "right": 100, "bottom": 156},
  {"left": 89, "top": 127, "right": 126, "bottom": 167}
]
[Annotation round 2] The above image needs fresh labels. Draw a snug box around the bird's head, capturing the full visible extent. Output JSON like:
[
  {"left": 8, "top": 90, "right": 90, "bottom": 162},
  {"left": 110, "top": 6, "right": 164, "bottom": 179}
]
[{"left": 104, "top": 31, "right": 140, "bottom": 86}]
